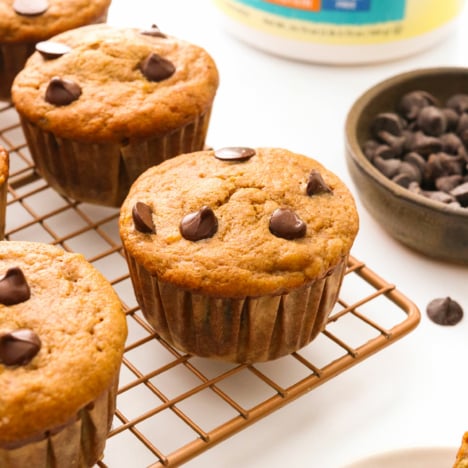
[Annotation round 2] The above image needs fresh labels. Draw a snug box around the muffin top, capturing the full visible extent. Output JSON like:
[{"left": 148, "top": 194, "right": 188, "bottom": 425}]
[
  {"left": 11, "top": 23, "right": 219, "bottom": 143},
  {"left": 119, "top": 147, "right": 359, "bottom": 297},
  {"left": 0, "top": 241, "right": 127, "bottom": 445},
  {"left": 0, "top": 0, "right": 110, "bottom": 43}
]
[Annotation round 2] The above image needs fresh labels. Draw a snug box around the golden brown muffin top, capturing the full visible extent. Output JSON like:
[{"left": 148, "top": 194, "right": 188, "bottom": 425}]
[
  {"left": 119, "top": 147, "right": 359, "bottom": 297},
  {"left": 0, "top": 146, "right": 9, "bottom": 185},
  {"left": 0, "top": 0, "right": 110, "bottom": 43},
  {"left": 0, "top": 241, "right": 127, "bottom": 445},
  {"left": 11, "top": 24, "right": 219, "bottom": 143}
]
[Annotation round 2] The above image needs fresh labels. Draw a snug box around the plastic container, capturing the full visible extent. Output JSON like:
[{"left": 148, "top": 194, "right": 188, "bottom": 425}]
[{"left": 213, "top": 0, "right": 465, "bottom": 64}]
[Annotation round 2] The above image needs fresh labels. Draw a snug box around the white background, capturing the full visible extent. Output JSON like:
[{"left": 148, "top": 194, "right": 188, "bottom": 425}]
[{"left": 106, "top": 2, "right": 468, "bottom": 467}]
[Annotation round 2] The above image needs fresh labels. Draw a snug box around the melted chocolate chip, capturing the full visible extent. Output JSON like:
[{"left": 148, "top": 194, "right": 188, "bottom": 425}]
[
  {"left": 140, "top": 24, "right": 167, "bottom": 38},
  {"left": 180, "top": 206, "right": 218, "bottom": 241},
  {"left": 214, "top": 147, "right": 256, "bottom": 162},
  {"left": 306, "top": 170, "right": 332, "bottom": 196},
  {"left": 0, "top": 267, "right": 31, "bottom": 306},
  {"left": 0, "top": 329, "right": 41, "bottom": 366},
  {"left": 426, "top": 297, "right": 463, "bottom": 326},
  {"left": 140, "top": 53, "right": 175, "bottom": 82},
  {"left": 36, "top": 41, "right": 71, "bottom": 60},
  {"left": 45, "top": 77, "right": 81, "bottom": 106},
  {"left": 13, "top": 0, "right": 48, "bottom": 16},
  {"left": 269, "top": 208, "right": 306, "bottom": 240},
  {"left": 132, "top": 202, "right": 156, "bottom": 234}
]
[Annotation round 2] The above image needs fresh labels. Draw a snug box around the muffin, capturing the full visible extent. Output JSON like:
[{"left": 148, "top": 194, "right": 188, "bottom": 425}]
[
  {"left": 0, "top": 146, "right": 9, "bottom": 239},
  {"left": 119, "top": 147, "right": 359, "bottom": 363},
  {"left": 454, "top": 432, "right": 468, "bottom": 467},
  {"left": 11, "top": 23, "right": 219, "bottom": 207},
  {"left": 0, "top": 241, "right": 127, "bottom": 467},
  {"left": 0, "top": 0, "right": 111, "bottom": 100}
]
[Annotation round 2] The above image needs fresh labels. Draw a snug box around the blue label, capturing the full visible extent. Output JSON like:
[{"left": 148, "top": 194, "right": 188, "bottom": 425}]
[
  {"left": 322, "top": 0, "right": 370, "bottom": 12},
  {"left": 237, "top": 0, "right": 406, "bottom": 25}
]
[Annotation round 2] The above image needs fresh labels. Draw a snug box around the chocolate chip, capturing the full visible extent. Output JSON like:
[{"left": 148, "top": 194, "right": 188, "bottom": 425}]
[
  {"left": 140, "top": 53, "right": 175, "bottom": 82},
  {"left": 436, "top": 174, "right": 464, "bottom": 192},
  {"left": 214, "top": 147, "right": 256, "bottom": 162},
  {"left": 180, "top": 206, "right": 218, "bottom": 241},
  {"left": 372, "top": 112, "right": 405, "bottom": 137},
  {"left": 416, "top": 106, "right": 447, "bottom": 137},
  {"left": 426, "top": 297, "right": 463, "bottom": 325},
  {"left": 398, "top": 90, "right": 438, "bottom": 120},
  {"left": 269, "top": 208, "right": 306, "bottom": 240},
  {"left": 13, "top": 0, "right": 48, "bottom": 16},
  {"left": 410, "top": 131, "right": 443, "bottom": 156},
  {"left": 373, "top": 156, "right": 401, "bottom": 178},
  {"left": 140, "top": 24, "right": 167, "bottom": 38},
  {"left": 450, "top": 181, "right": 468, "bottom": 206},
  {"left": 0, "top": 329, "right": 41, "bottom": 366},
  {"left": 442, "top": 108, "right": 459, "bottom": 131},
  {"left": 306, "top": 170, "right": 332, "bottom": 195},
  {"left": 446, "top": 94, "right": 468, "bottom": 114},
  {"left": 35, "top": 41, "right": 71, "bottom": 60},
  {"left": 0, "top": 267, "right": 31, "bottom": 306},
  {"left": 45, "top": 77, "right": 81, "bottom": 106},
  {"left": 132, "top": 202, "right": 156, "bottom": 234}
]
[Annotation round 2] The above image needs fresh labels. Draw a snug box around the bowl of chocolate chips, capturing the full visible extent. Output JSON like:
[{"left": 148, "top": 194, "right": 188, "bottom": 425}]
[{"left": 345, "top": 67, "right": 468, "bottom": 264}]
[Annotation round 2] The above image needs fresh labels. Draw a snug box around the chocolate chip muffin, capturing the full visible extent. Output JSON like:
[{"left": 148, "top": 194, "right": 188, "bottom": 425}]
[
  {"left": 119, "top": 147, "right": 359, "bottom": 363},
  {"left": 0, "top": 0, "right": 111, "bottom": 100},
  {"left": 11, "top": 23, "right": 219, "bottom": 206},
  {"left": 0, "top": 241, "right": 127, "bottom": 467},
  {"left": 454, "top": 432, "right": 468, "bottom": 468},
  {"left": 0, "top": 146, "right": 9, "bottom": 239}
]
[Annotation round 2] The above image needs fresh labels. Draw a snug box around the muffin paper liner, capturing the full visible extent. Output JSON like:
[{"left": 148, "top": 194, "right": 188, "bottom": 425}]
[
  {"left": 0, "top": 11, "right": 109, "bottom": 102},
  {"left": 19, "top": 108, "right": 212, "bottom": 207},
  {"left": 0, "top": 372, "right": 119, "bottom": 468},
  {"left": 125, "top": 252, "right": 348, "bottom": 363}
]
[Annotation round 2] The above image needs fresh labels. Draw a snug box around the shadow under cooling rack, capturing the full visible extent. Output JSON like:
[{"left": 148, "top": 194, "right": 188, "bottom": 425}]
[{"left": 0, "top": 101, "right": 421, "bottom": 467}]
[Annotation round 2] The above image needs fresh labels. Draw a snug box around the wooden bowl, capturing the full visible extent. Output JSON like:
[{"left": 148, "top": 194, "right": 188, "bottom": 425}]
[{"left": 345, "top": 67, "right": 468, "bottom": 264}]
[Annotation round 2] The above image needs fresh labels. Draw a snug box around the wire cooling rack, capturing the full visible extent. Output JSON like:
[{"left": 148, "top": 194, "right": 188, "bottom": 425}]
[{"left": 0, "top": 100, "right": 420, "bottom": 467}]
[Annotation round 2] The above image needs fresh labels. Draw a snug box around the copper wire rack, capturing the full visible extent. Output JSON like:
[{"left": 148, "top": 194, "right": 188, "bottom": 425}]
[{"left": 0, "top": 100, "right": 421, "bottom": 467}]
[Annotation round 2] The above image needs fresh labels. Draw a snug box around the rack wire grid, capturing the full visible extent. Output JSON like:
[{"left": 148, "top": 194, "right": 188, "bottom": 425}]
[{"left": 0, "top": 99, "right": 420, "bottom": 467}]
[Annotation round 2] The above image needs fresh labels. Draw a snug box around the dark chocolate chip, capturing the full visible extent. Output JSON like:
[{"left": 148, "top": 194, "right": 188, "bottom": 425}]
[
  {"left": 0, "top": 267, "right": 31, "bottom": 306},
  {"left": 410, "top": 131, "right": 443, "bottom": 156},
  {"left": 403, "top": 152, "right": 426, "bottom": 174},
  {"left": 13, "top": 0, "right": 48, "bottom": 16},
  {"left": 416, "top": 106, "right": 447, "bottom": 136},
  {"left": 140, "top": 53, "right": 175, "bottom": 82},
  {"left": 140, "top": 24, "right": 167, "bottom": 38},
  {"left": 132, "top": 202, "right": 156, "bottom": 234},
  {"left": 446, "top": 94, "right": 468, "bottom": 114},
  {"left": 269, "top": 208, "right": 306, "bottom": 240},
  {"left": 426, "top": 297, "right": 463, "bottom": 325},
  {"left": 442, "top": 108, "right": 459, "bottom": 131},
  {"left": 372, "top": 112, "right": 404, "bottom": 137},
  {"left": 45, "top": 77, "right": 81, "bottom": 106},
  {"left": 398, "top": 90, "right": 438, "bottom": 120},
  {"left": 306, "top": 170, "right": 332, "bottom": 195},
  {"left": 373, "top": 156, "right": 401, "bottom": 178},
  {"left": 435, "top": 175, "right": 463, "bottom": 192},
  {"left": 214, "top": 147, "right": 256, "bottom": 162},
  {"left": 376, "top": 131, "right": 405, "bottom": 156},
  {"left": 180, "top": 206, "right": 218, "bottom": 241},
  {"left": 0, "top": 329, "right": 41, "bottom": 366},
  {"left": 35, "top": 41, "right": 71, "bottom": 60},
  {"left": 450, "top": 181, "right": 468, "bottom": 206},
  {"left": 440, "top": 132, "right": 464, "bottom": 155}
]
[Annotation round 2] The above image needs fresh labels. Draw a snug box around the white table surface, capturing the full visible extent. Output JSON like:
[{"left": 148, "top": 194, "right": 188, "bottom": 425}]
[{"left": 106, "top": 2, "right": 468, "bottom": 467}]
